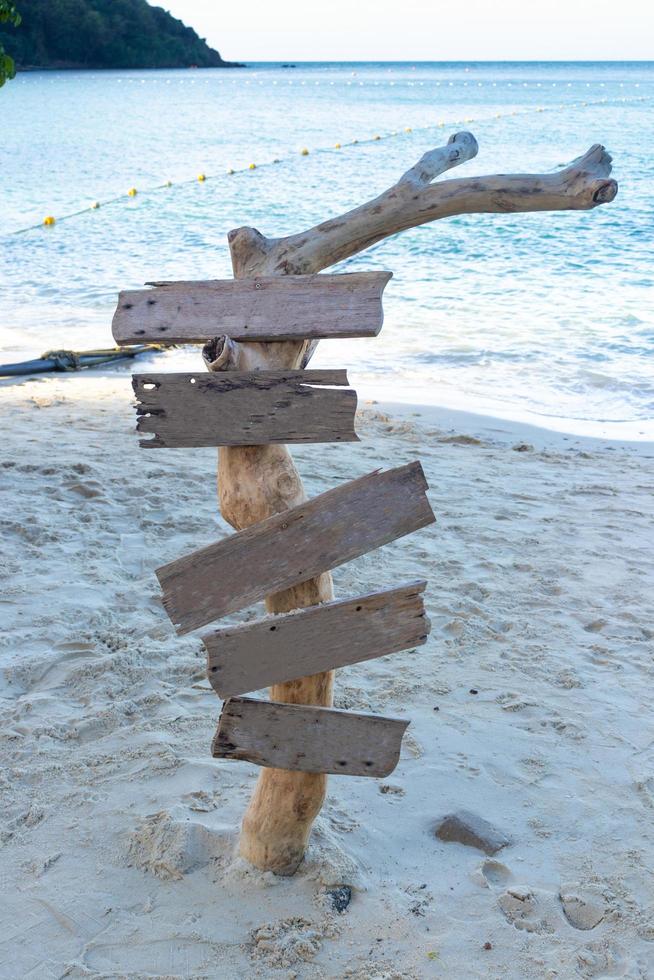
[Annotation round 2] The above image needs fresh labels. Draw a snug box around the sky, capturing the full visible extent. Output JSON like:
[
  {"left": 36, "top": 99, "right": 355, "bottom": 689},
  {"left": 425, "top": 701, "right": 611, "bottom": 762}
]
[{"left": 162, "top": 0, "right": 653, "bottom": 62}]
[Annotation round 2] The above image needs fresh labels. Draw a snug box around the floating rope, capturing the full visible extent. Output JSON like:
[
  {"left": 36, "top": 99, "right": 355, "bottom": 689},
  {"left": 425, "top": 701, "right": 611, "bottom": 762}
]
[{"left": 7, "top": 94, "right": 647, "bottom": 238}]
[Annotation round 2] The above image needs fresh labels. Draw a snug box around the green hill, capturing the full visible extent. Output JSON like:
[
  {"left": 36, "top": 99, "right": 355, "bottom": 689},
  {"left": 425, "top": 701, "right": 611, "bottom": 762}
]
[{"left": 0, "top": 0, "right": 243, "bottom": 70}]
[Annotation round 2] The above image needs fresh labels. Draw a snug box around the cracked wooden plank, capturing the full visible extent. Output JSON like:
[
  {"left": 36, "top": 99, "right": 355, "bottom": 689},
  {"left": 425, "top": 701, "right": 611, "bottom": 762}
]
[
  {"left": 112, "top": 271, "right": 392, "bottom": 344},
  {"left": 156, "top": 461, "right": 435, "bottom": 635},
  {"left": 204, "top": 581, "right": 430, "bottom": 698},
  {"left": 132, "top": 370, "right": 358, "bottom": 448},
  {"left": 212, "top": 697, "right": 409, "bottom": 777}
]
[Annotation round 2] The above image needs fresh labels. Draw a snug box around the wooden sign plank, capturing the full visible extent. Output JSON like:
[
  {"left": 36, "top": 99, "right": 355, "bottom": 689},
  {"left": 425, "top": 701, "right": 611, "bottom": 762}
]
[
  {"left": 204, "top": 581, "right": 430, "bottom": 698},
  {"left": 156, "top": 461, "right": 435, "bottom": 635},
  {"left": 112, "top": 271, "right": 392, "bottom": 345},
  {"left": 132, "top": 369, "right": 358, "bottom": 448},
  {"left": 212, "top": 697, "right": 409, "bottom": 777}
]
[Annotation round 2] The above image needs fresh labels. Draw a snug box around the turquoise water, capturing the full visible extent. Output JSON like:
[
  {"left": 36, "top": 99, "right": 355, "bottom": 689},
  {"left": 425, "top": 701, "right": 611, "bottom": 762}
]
[{"left": 1, "top": 62, "right": 653, "bottom": 437}]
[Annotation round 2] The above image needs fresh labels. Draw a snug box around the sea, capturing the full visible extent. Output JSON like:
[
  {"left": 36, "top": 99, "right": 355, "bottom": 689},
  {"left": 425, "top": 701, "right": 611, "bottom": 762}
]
[{"left": 1, "top": 61, "right": 653, "bottom": 438}]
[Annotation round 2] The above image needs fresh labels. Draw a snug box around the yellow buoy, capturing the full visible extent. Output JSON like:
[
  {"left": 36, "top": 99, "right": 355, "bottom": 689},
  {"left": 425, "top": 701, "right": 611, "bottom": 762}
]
[
  {"left": 227, "top": 168, "right": 235, "bottom": 175},
  {"left": 249, "top": 163, "right": 256, "bottom": 170},
  {"left": 300, "top": 147, "right": 309, "bottom": 156},
  {"left": 437, "top": 120, "right": 445, "bottom": 126},
  {"left": 43, "top": 215, "right": 56, "bottom": 226},
  {"left": 128, "top": 187, "right": 137, "bottom": 197},
  {"left": 405, "top": 126, "right": 412, "bottom": 132},
  {"left": 334, "top": 142, "right": 341, "bottom": 149},
  {"left": 352, "top": 139, "right": 358, "bottom": 144},
  {"left": 91, "top": 201, "right": 100, "bottom": 209},
  {"left": 465, "top": 117, "right": 474, "bottom": 123},
  {"left": 165, "top": 180, "right": 172, "bottom": 187},
  {"left": 198, "top": 173, "right": 206, "bottom": 181},
  {"left": 373, "top": 134, "right": 380, "bottom": 140}
]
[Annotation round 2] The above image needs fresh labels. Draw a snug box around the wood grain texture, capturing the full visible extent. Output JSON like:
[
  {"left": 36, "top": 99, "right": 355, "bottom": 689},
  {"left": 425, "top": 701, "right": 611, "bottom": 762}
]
[
  {"left": 213, "top": 697, "right": 409, "bottom": 777},
  {"left": 112, "top": 271, "right": 392, "bottom": 345},
  {"left": 156, "top": 461, "right": 435, "bottom": 635},
  {"left": 132, "top": 370, "right": 358, "bottom": 448},
  {"left": 204, "top": 581, "right": 430, "bottom": 698}
]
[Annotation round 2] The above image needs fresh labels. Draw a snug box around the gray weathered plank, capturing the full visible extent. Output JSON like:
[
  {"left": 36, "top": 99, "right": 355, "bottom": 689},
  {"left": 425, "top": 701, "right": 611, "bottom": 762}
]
[
  {"left": 204, "top": 581, "right": 430, "bottom": 698},
  {"left": 212, "top": 697, "right": 409, "bottom": 777},
  {"left": 156, "top": 461, "right": 435, "bottom": 635},
  {"left": 132, "top": 370, "right": 358, "bottom": 448},
  {"left": 112, "top": 271, "right": 392, "bottom": 344}
]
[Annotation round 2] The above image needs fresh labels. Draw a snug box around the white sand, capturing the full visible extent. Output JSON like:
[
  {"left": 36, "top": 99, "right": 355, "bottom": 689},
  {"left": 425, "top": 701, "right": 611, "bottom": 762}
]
[{"left": 1, "top": 372, "right": 653, "bottom": 979}]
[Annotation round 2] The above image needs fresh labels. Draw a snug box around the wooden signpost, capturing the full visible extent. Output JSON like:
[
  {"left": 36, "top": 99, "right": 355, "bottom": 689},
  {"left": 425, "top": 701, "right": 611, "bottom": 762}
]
[{"left": 113, "top": 132, "right": 617, "bottom": 875}]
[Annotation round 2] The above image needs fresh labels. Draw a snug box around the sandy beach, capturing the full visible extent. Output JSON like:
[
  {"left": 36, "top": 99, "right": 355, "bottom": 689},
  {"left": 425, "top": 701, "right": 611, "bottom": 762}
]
[{"left": 0, "top": 370, "right": 652, "bottom": 978}]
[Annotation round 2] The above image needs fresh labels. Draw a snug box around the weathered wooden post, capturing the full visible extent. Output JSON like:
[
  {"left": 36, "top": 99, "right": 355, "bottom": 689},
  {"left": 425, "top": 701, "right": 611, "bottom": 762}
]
[{"left": 113, "top": 132, "right": 617, "bottom": 876}]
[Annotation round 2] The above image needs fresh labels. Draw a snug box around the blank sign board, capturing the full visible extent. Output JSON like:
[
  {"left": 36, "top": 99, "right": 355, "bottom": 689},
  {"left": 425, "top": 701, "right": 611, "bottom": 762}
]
[
  {"left": 204, "top": 581, "right": 430, "bottom": 698},
  {"left": 213, "top": 697, "right": 409, "bottom": 777},
  {"left": 132, "top": 370, "right": 358, "bottom": 447},
  {"left": 112, "top": 271, "right": 392, "bottom": 344}
]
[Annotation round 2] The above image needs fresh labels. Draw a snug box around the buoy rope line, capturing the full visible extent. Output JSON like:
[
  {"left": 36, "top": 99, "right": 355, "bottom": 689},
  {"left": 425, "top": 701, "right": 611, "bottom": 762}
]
[{"left": 7, "top": 94, "right": 647, "bottom": 238}]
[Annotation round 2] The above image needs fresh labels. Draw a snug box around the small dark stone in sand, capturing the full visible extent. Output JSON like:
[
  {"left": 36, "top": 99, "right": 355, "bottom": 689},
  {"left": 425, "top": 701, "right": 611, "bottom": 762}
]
[
  {"left": 435, "top": 811, "right": 511, "bottom": 855},
  {"left": 469, "top": 689, "right": 478, "bottom": 695},
  {"left": 484, "top": 942, "right": 492, "bottom": 950},
  {"left": 327, "top": 885, "right": 352, "bottom": 913},
  {"left": 379, "top": 783, "right": 404, "bottom": 796},
  {"left": 512, "top": 443, "right": 533, "bottom": 452}
]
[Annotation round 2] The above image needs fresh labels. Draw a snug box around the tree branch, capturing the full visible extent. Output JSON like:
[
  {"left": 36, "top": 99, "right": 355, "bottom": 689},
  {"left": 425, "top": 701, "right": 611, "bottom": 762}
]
[
  {"left": 206, "top": 136, "right": 616, "bottom": 373},
  {"left": 397, "top": 130, "right": 478, "bottom": 186},
  {"left": 226, "top": 137, "right": 616, "bottom": 279}
]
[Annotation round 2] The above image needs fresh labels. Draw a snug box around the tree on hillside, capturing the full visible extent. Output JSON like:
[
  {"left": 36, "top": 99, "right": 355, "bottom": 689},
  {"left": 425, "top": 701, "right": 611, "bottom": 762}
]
[
  {"left": 0, "top": 1, "right": 20, "bottom": 86},
  {"left": 0, "top": 0, "right": 240, "bottom": 70}
]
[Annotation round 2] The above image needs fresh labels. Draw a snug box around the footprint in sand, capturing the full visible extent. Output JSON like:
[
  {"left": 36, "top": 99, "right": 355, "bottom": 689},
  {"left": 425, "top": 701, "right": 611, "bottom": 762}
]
[
  {"left": 584, "top": 618, "right": 607, "bottom": 633},
  {"left": 460, "top": 581, "right": 490, "bottom": 602},
  {"left": 498, "top": 883, "right": 607, "bottom": 937},
  {"left": 481, "top": 859, "right": 513, "bottom": 888},
  {"left": 576, "top": 940, "right": 630, "bottom": 978},
  {"left": 64, "top": 480, "right": 104, "bottom": 499},
  {"left": 498, "top": 886, "right": 560, "bottom": 934},
  {"left": 29, "top": 643, "right": 99, "bottom": 692},
  {"left": 559, "top": 884, "right": 606, "bottom": 931}
]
